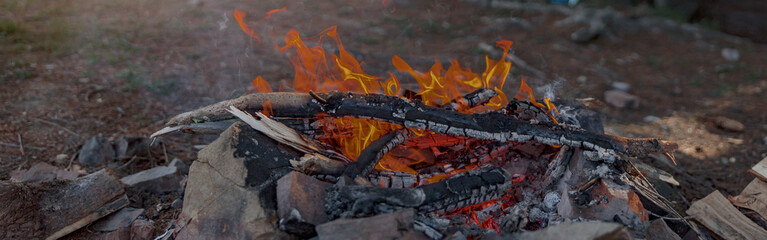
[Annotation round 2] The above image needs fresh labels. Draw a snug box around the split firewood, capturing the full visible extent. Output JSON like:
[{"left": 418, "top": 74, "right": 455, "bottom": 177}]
[
  {"left": 156, "top": 92, "right": 677, "bottom": 160},
  {"left": 0, "top": 169, "right": 127, "bottom": 240}
]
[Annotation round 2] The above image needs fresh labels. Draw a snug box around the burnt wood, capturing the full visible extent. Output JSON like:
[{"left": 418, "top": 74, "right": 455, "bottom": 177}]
[
  {"left": 343, "top": 129, "right": 410, "bottom": 178},
  {"left": 325, "top": 166, "right": 512, "bottom": 218},
  {"left": 161, "top": 92, "right": 677, "bottom": 160},
  {"left": 440, "top": 88, "right": 498, "bottom": 111}
]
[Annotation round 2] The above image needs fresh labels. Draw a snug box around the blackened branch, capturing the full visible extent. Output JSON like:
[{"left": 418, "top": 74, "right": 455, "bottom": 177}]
[
  {"left": 343, "top": 129, "right": 411, "bottom": 178},
  {"left": 158, "top": 92, "right": 677, "bottom": 159}
]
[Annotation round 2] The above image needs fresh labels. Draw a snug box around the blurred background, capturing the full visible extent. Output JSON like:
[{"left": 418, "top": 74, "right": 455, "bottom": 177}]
[{"left": 1, "top": 0, "right": 766, "bottom": 201}]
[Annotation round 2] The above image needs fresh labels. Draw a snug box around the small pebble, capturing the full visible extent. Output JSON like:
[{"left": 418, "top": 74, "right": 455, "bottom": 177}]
[
  {"left": 576, "top": 75, "right": 588, "bottom": 84},
  {"left": 721, "top": 48, "right": 740, "bottom": 62},
  {"left": 611, "top": 81, "right": 630, "bottom": 91},
  {"left": 762, "top": 136, "right": 767, "bottom": 145},
  {"left": 713, "top": 116, "right": 745, "bottom": 132},
  {"left": 54, "top": 154, "right": 69, "bottom": 164},
  {"left": 643, "top": 115, "right": 660, "bottom": 123}
]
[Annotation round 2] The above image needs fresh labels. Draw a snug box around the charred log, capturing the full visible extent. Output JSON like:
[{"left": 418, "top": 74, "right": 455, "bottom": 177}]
[
  {"left": 440, "top": 88, "right": 498, "bottom": 111},
  {"left": 343, "top": 129, "right": 410, "bottom": 178},
  {"left": 325, "top": 166, "right": 512, "bottom": 219},
  {"left": 159, "top": 92, "right": 677, "bottom": 159}
]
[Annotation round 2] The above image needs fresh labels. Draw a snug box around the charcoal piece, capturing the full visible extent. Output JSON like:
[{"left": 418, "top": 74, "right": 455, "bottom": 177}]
[
  {"left": 343, "top": 129, "right": 409, "bottom": 178},
  {"left": 278, "top": 209, "right": 317, "bottom": 239},
  {"left": 326, "top": 166, "right": 513, "bottom": 219},
  {"left": 417, "top": 166, "right": 512, "bottom": 213},
  {"left": 325, "top": 185, "right": 425, "bottom": 219}
]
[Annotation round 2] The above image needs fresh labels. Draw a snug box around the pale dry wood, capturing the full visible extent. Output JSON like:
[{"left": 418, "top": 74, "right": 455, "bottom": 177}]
[
  {"left": 748, "top": 157, "right": 767, "bottom": 182},
  {"left": 226, "top": 106, "right": 350, "bottom": 168},
  {"left": 730, "top": 178, "right": 767, "bottom": 222},
  {"left": 686, "top": 190, "right": 767, "bottom": 240}
]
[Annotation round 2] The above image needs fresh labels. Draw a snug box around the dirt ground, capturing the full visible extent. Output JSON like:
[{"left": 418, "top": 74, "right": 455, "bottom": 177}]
[{"left": 1, "top": 0, "right": 766, "bottom": 229}]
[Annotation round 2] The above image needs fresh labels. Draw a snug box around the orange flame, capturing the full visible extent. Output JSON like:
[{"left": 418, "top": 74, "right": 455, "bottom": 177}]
[
  {"left": 262, "top": 100, "right": 274, "bottom": 118},
  {"left": 235, "top": 9, "right": 554, "bottom": 173},
  {"left": 514, "top": 77, "right": 558, "bottom": 123},
  {"left": 249, "top": 76, "right": 272, "bottom": 93},
  {"left": 233, "top": 7, "right": 286, "bottom": 43}
]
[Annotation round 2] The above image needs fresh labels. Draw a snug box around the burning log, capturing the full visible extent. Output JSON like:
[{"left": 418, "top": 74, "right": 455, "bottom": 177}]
[
  {"left": 156, "top": 92, "right": 676, "bottom": 160},
  {"left": 343, "top": 129, "right": 410, "bottom": 178},
  {"left": 325, "top": 166, "right": 512, "bottom": 219},
  {"left": 440, "top": 88, "right": 498, "bottom": 111}
]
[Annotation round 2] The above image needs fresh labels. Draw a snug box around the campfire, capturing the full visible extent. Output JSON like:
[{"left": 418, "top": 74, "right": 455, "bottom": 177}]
[{"left": 149, "top": 8, "right": 690, "bottom": 239}]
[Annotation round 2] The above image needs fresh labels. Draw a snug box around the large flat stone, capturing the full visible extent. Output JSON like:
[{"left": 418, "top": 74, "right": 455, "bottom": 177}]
[{"left": 175, "top": 122, "right": 300, "bottom": 239}]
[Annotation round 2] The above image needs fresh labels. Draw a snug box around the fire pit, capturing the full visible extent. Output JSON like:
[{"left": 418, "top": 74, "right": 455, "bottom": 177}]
[{"left": 151, "top": 12, "right": 693, "bottom": 239}]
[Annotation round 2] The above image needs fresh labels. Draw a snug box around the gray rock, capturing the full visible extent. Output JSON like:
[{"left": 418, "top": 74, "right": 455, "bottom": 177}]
[
  {"left": 611, "top": 81, "right": 630, "bottom": 91},
  {"left": 643, "top": 115, "right": 660, "bottom": 123},
  {"left": 54, "top": 154, "right": 69, "bottom": 165},
  {"left": 512, "top": 221, "right": 629, "bottom": 239},
  {"left": 11, "top": 162, "right": 58, "bottom": 183},
  {"left": 10, "top": 162, "right": 80, "bottom": 183},
  {"left": 79, "top": 136, "right": 114, "bottom": 166},
  {"left": 120, "top": 166, "right": 179, "bottom": 194},
  {"left": 543, "top": 192, "right": 561, "bottom": 211},
  {"left": 721, "top": 48, "right": 740, "bottom": 62},
  {"left": 762, "top": 136, "right": 767, "bottom": 145},
  {"left": 168, "top": 158, "right": 189, "bottom": 175},
  {"left": 175, "top": 122, "right": 298, "bottom": 239},
  {"left": 171, "top": 199, "right": 183, "bottom": 209},
  {"left": 316, "top": 208, "right": 416, "bottom": 240},
  {"left": 604, "top": 90, "right": 639, "bottom": 109},
  {"left": 92, "top": 208, "right": 144, "bottom": 232}
]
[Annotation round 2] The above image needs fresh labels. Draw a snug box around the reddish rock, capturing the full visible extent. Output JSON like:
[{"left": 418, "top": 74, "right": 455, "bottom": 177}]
[
  {"left": 277, "top": 171, "right": 332, "bottom": 225},
  {"left": 604, "top": 90, "right": 639, "bottom": 109},
  {"left": 130, "top": 219, "right": 155, "bottom": 240}
]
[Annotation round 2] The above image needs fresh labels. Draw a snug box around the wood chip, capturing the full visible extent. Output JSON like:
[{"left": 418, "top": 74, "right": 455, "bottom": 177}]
[
  {"left": 686, "top": 190, "right": 767, "bottom": 240},
  {"left": 731, "top": 178, "right": 767, "bottom": 221},
  {"left": 748, "top": 157, "right": 767, "bottom": 182}
]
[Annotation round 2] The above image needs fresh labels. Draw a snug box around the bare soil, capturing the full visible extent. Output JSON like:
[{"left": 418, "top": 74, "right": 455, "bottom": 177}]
[{"left": 2, "top": 0, "right": 766, "bottom": 233}]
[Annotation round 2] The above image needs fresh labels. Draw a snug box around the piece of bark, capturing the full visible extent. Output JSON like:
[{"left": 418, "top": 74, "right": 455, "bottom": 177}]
[
  {"left": 730, "top": 178, "right": 767, "bottom": 221},
  {"left": 343, "top": 129, "right": 409, "bottom": 178},
  {"left": 748, "top": 157, "right": 767, "bottom": 182},
  {"left": 0, "top": 169, "right": 127, "bottom": 240},
  {"left": 686, "top": 190, "right": 767, "bottom": 240},
  {"left": 158, "top": 92, "right": 676, "bottom": 160}
]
